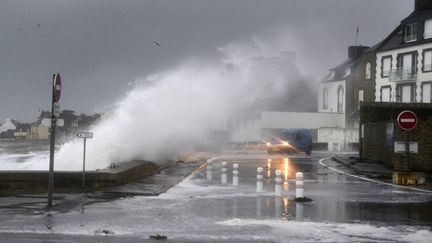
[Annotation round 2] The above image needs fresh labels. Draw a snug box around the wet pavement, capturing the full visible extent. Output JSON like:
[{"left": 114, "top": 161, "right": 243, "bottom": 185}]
[{"left": 1, "top": 151, "right": 432, "bottom": 242}]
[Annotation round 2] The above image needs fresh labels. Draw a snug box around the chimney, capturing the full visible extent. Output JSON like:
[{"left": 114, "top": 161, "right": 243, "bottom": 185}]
[
  {"left": 348, "top": 46, "right": 369, "bottom": 60},
  {"left": 415, "top": 0, "right": 430, "bottom": 11}
]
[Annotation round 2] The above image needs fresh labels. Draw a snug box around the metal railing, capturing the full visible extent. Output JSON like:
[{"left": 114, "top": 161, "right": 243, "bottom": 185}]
[{"left": 388, "top": 68, "right": 417, "bottom": 82}]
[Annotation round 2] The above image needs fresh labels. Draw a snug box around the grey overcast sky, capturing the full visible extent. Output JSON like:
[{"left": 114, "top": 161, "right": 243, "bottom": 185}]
[{"left": 0, "top": 0, "right": 413, "bottom": 121}]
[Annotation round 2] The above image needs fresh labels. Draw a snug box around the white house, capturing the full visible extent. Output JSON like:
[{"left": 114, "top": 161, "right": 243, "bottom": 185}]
[
  {"left": 0, "top": 118, "right": 17, "bottom": 134},
  {"left": 375, "top": 9, "right": 432, "bottom": 104}
]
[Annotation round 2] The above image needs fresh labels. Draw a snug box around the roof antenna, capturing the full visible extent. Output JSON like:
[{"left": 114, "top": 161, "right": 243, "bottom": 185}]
[{"left": 355, "top": 26, "right": 359, "bottom": 46}]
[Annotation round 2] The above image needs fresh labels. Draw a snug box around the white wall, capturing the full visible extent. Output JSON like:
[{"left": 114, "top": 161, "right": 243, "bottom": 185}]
[
  {"left": 318, "top": 80, "right": 346, "bottom": 113},
  {"left": 376, "top": 42, "right": 432, "bottom": 102},
  {"left": 260, "top": 111, "right": 345, "bottom": 129},
  {"left": 318, "top": 127, "right": 358, "bottom": 151}
]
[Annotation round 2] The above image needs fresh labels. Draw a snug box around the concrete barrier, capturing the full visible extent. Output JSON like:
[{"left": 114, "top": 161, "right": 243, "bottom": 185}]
[{"left": 0, "top": 160, "right": 159, "bottom": 194}]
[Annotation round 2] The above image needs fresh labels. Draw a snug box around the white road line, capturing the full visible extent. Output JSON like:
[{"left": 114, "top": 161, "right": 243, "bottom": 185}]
[{"left": 319, "top": 157, "right": 432, "bottom": 194}]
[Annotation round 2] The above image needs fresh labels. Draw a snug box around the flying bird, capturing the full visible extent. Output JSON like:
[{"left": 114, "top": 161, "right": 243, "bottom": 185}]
[{"left": 152, "top": 41, "right": 160, "bottom": 47}]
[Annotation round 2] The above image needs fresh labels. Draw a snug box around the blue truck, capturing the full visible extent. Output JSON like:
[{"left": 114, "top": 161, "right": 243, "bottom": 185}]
[{"left": 265, "top": 128, "right": 313, "bottom": 155}]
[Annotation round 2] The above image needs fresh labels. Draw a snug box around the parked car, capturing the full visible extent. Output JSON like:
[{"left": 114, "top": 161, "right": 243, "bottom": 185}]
[{"left": 265, "top": 128, "right": 312, "bottom": 155}]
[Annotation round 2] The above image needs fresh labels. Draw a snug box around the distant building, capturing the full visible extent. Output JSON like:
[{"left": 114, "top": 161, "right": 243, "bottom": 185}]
[
  {"left": 29, "top": 122, "right": 49, "bottom": 140},
  {"left": 0, "top": 118, "right": 18, "bottom": 139},
  {"left": 14, "top": 123, "right": 31, "bottom": 139}
]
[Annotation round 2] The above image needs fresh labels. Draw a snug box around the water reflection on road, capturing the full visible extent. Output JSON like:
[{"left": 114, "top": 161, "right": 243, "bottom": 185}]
[{"left": 199, "top": 154, "right": 432, "bottom": 226}]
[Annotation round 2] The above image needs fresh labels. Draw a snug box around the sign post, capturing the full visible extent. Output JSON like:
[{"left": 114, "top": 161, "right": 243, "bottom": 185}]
[
  {"left": 77, "top": 132, "right": 93, "bottom": 188},
  {"left": 48, "top": 73, "right": 61, "bottom": 209},
  {"left": 397, "top": 110, "right": 417, "bottom": 170}
]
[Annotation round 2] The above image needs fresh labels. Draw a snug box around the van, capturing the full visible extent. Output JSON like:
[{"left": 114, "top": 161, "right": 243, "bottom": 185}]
[{"left": 265, "top": 128, "right": 313, "bottom": 155}]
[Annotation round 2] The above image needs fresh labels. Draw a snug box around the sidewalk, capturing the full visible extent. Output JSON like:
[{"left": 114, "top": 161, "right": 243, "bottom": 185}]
[
  {"left": 0, "top": 159, "right": 207, "bottom": 214},
  {"left": 332, "top": 154, "right": 432, "bottom": 190},
  {"left": 332, "top": 155, "right": 393, "bottom": 178}
]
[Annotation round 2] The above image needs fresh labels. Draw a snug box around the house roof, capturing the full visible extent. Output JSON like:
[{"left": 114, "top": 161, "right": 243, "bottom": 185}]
[
  {"left": 376, "top": 10, "right": 432, "bottom": 52},
  {"left": 322, "top": 57, "right": 360, "bottom": 83}
]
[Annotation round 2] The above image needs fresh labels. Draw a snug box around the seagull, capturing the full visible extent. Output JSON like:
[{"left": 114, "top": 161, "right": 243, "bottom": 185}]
[
  {"left": 152, "top": 41, "right": 160, "bottom": 47},
  {"left": 36, "top": 23, "right": 40, "bottom": 28}
]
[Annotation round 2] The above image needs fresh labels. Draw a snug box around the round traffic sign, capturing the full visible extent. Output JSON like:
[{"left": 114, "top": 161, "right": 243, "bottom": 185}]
[
  {"left": 397, "top": 110, "right": 417, "bottom": 130},
  {"left": 54, "top": 73, "right": 61, "bottom": 102}
]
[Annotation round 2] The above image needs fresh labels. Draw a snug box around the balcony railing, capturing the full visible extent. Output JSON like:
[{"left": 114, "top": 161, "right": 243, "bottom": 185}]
[{"left": 388, "top": 68, "right": 417, "bottom": 82}]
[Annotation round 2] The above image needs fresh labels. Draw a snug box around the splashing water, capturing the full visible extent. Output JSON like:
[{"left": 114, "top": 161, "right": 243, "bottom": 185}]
[{"left": 3, "top": 37, "right": 306, "bottom": 171}]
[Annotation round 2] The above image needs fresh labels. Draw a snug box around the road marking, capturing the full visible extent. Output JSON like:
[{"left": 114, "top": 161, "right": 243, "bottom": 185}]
[{"left": 319, "top": 158, "right": 432, "bottom": 194}]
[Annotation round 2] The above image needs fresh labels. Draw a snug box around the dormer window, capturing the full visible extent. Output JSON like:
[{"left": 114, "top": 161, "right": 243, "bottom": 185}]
[
  {"left": 424, "top": 19, "right": 432, "bottom": 39},
  {"left": 404, "top": 23, "right": 417, "bottom": 42}
]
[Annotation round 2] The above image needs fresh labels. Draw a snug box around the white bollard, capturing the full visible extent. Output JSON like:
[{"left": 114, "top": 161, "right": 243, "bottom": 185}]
[
  {"left": 275, "top": 170, "right": 283, "bottom": 197},
  {"left": 256, "top": 197, "right": 263, "bottom": 219},
  {"left": 296, "top": 172, "right": 304, "bottom": 199},
  {"left": 221, "top": 161, "right": 228, "bottom": 184},
  {"left": 256, "top": 167, "right": 263, "bottom": 192},
  {"left": 232, "top": 164, "right": 239, "bottom": 186},
  {"left": 206, "top": 163, "right": 213, "bottom": 180},
  {"left": 296, "top": 201, "right": 304, "bottom": 220}
]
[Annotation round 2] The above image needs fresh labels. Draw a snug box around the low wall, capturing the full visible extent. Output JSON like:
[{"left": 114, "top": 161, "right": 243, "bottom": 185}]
[{"left": 0, "top": 160, "right": 159, "bottom": 194}]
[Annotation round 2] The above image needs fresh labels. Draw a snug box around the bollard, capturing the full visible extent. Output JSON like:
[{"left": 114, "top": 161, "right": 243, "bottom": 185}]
[
  {"left": 232, "top": 164, "right": 239, "bottom": 186},
  {"left": 206, "top": 163, "right": 213, "bottom": 180},
  {"left": 296, "top": 172, "right": 304, "bottom": 199},
  {"left": 275, "top": 197, "right": 282, "bottom": 218},
  {"left": 221, "top": 161, "right": 228, "bottom": 184},
  {"left": 256, "top": 167, "right": 263, "bottom": 192},
  {"left": 256, "top": 197, "right": 263, "bottom": 219},
  {"left": 275, "top": 170, "right": 283, "bottom": 196},
  {"left": 296, "top": 201, "right": 304, "bottom": 220}
]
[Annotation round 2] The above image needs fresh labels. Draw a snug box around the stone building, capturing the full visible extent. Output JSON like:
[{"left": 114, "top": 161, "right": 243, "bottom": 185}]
[{"left": 360, "top": 102, "right": 432, "bottom": 172}]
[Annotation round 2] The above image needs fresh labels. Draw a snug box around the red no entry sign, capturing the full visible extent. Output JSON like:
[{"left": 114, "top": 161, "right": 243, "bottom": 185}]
[
  {"left": 54, "top": 73, "right": 61, "bottom": 102},
  {"left": 397, "top": 110, "right": 417, "bottom": 130}
]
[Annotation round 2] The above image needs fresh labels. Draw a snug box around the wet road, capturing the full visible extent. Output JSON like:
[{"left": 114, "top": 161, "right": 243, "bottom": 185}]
[{"left": 1, "top": 151, "right": 432, "bottom": 242}]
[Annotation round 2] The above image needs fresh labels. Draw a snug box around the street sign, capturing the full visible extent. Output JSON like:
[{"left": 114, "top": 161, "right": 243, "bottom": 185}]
[
  {"left": 77, "top": 132, "right": 93, "bottom": 138},
  {"left": 54, "top": 73, "right": 61, "bottom": 103},
  {"left": 77, "top": 131, "right": 93, "bottom": 188},
  {"left": 397, "top": 110, "right": 417, "bottom": 130},
  {"left": 394, "top": 141, "right": 418, "bottom": 153}
]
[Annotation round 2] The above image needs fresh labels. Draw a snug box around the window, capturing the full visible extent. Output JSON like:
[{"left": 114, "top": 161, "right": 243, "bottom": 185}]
[
  {"left": 386, "top": 123, "right": 394, "bottom": 146},
  {"left": 424, "top": 19, "right": 432, "bottom": 39},
  {"left": 396, "top": 84, "right": 415, "bottom": 103},
  {"left": 358, "top": 90, "right": 364, "bottom": 108},
  {"left": 423, "top": 49, "right": 432, "bottom": 72},
  {"left": 381, "top": 56, "right": 392, "bottom": 77},
  {"left": 337, "top": 85, "right": 344, "bottom": 113},
  {"left": 365, "top": 62, "right": 371, "bottom": 79},
  {"left": 397, "top": 52, "right": 415, "bottom": 71},
  {"left": 404, "top": 23, "right": 417, "bottom": 42},
  {"left": 322, "top": 87, "right": 328, "bottom": 109},
  {"left": 380, "top": 86, "right": 391, "bottom": 102},
  {"left": 422, "top": 82, "right": 431, "bottom": 103}
]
